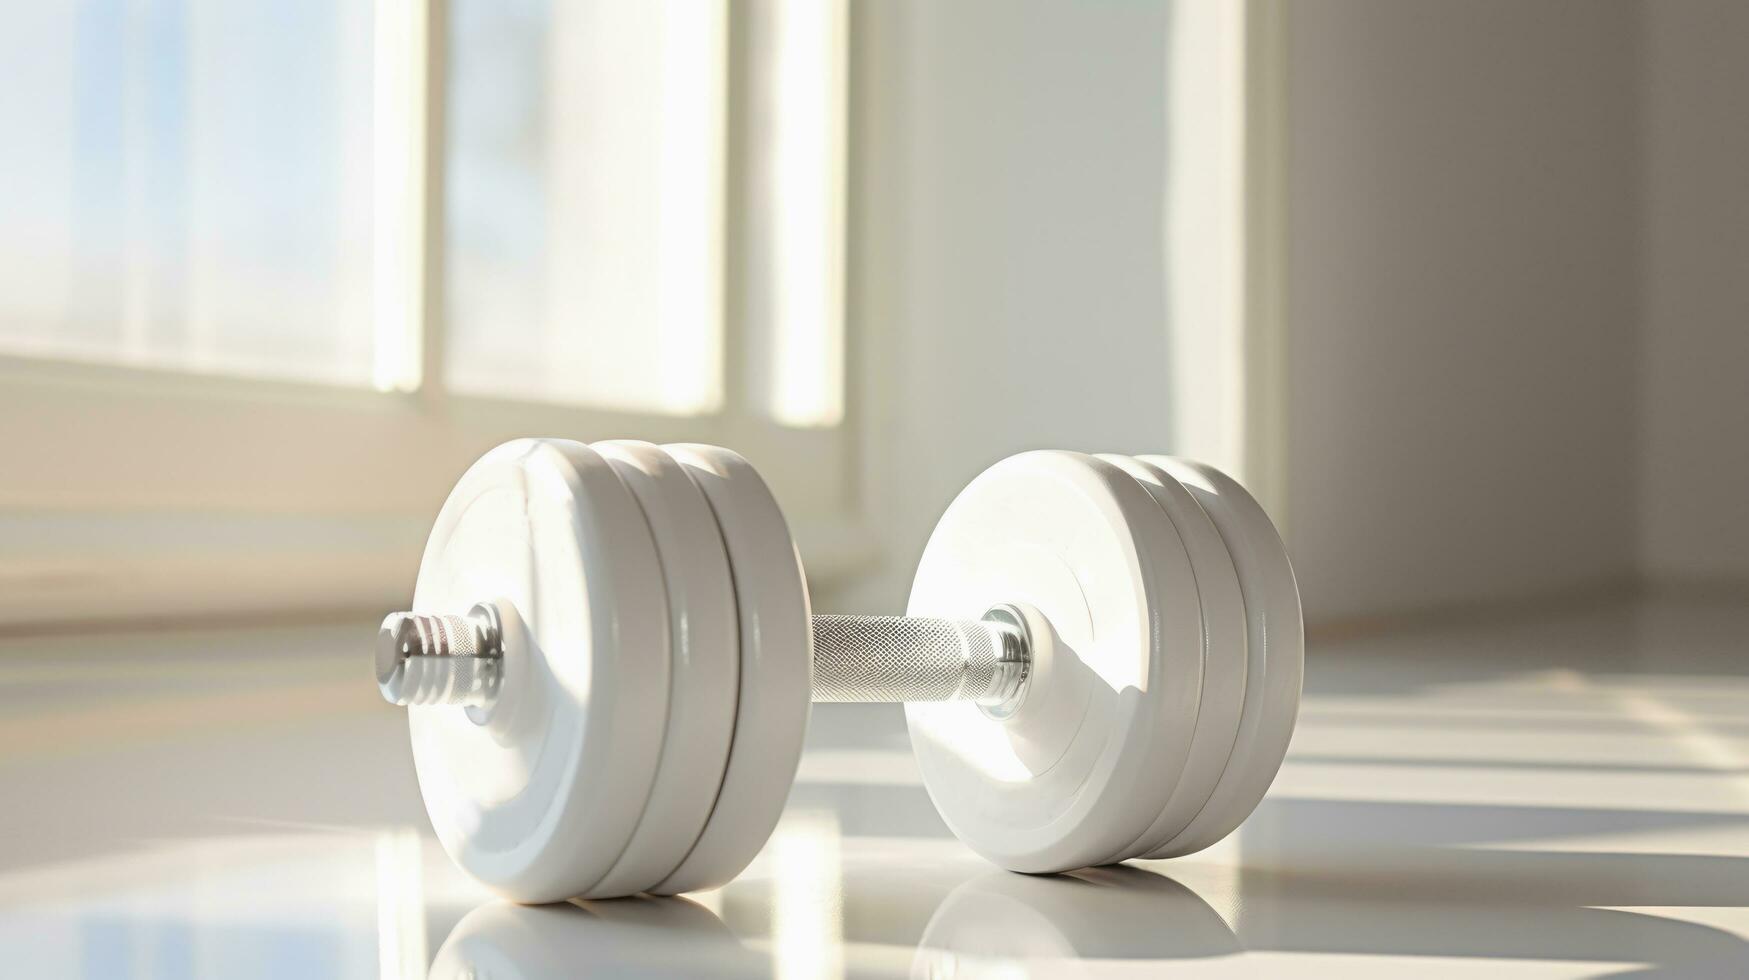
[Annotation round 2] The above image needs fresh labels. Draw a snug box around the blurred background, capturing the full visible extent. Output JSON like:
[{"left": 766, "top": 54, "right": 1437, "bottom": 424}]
[
  {"left": 1, "top": 0, "right": 1743, "bottom": 632},
  {"left": 3, "top": 1, "right": 1749, "bottom": 976},
  {"left": 1, "top": 0, "right": 1744, "bottom": 630}
]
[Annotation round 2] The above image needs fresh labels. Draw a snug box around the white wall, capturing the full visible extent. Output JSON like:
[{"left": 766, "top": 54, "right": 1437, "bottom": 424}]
[
  {"left": 1283, "top": 0, "right": 1643, "bottom": 622},
  {"left": 1640, "top": 0, "right": 1749, "bottom": 589},
  {"left": 838, "top": 0, "right": 1739, "bottom": 625},
  {"left": 837, "top": 0, "right": 1191, "bottom": 612}
]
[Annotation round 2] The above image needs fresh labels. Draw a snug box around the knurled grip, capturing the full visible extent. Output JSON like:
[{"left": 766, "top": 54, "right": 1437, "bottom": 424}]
[
  {"left": 380, "top": 608, "right": 1029, "bottom": 708},
  {"left": 810, "top": 614, "right": 1027, "bottom": 704}
]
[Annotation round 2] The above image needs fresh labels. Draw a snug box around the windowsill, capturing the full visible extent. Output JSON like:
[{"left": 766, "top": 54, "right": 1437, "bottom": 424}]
[{"left": 0, "top": 508, "right": 885, "bottom": 632}]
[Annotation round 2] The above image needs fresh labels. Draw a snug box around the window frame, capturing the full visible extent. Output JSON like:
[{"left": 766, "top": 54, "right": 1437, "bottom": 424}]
[{"left": 0, "top": 0, "right": 867, "bottom": 628}]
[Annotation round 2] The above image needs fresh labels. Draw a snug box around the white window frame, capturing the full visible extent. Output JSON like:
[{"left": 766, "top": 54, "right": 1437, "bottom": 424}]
[{"left": 0, "top": 0, "right": 866, "bottom": 627}]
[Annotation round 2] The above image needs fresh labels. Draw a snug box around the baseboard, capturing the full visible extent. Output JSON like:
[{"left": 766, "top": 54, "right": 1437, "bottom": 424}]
[
  {"left": 1303, "top": 577, "right": 1643, "bottom": 644},
  {"left": 1640, "top": 574, "right": 1749, "bottom": 601},
  {"left": 0, "top": 511, "right": 424, "bottom": 631},
  {"left": 0, "top": 507, "right": 882, "bottom": 635}
]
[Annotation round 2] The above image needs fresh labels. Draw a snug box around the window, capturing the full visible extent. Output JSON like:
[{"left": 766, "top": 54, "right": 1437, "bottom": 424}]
[
  {"left": 441, "top": 0, "right": 847, "bottom": 424},
  {"left": 0, "top": 0, "right": 852, "bottom": 625},
  {"left": 0, "top": 1, "right": 376, "bottom": 385},
  {"left": 444, "top": 0, "right": 727, "bottom": 414}
]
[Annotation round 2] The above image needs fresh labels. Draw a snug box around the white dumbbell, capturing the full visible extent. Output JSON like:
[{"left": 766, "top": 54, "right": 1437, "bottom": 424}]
[{"left": 375, "top": 439, "right": 1302, "bottom": 903}]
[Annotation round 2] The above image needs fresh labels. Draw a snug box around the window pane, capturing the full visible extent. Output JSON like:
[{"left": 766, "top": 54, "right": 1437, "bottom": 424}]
[
  {"left": 444, "top": 0, "right": 726, "bottom": 415},
  {"left": 760, "top": 0, "right": 847, "bottom": 428},
  {"left": 0, "top": 1, "right": 376, "bottom": 386}
]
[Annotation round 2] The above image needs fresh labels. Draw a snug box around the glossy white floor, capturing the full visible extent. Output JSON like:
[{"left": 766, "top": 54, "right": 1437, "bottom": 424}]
[{"left": 3, "top": 597, "right": 1747, "bottom": 978}]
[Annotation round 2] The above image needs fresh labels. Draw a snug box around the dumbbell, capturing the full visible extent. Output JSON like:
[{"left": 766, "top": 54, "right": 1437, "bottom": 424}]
[{"left": 375, "top": 439, "right": 1302, "bottom": 903}]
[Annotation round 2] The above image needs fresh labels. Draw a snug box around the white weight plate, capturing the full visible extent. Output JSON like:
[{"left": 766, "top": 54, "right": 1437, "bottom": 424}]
[
  {"left": 1097, "top": 455, "right": 1249, "bottom": 862},
  {"left": 409, "top": 439, "right": 671, "bottom": 903},
  {"left": 585, "top": 440, "right": 741, "bottom": 898},
  {"left": 651, "top": 443, "right": 812, "bottom": 895},
  {"left": 1138, "top": 456, "right": 1302, "bottom": 858},
  {"left": 1104, "top": 457, "right": 1249, "bottom": 855},
  {"left": 905, "top": 450, "right": 1203, "bottom": 873}
]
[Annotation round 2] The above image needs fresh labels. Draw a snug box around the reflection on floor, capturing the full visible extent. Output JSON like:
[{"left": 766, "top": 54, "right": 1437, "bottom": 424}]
[{"left": 2, "top": 597, "right": 1747, "bottom": 977}]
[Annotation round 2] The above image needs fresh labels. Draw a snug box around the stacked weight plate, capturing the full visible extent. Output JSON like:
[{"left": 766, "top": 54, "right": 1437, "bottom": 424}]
[
  {"left": 403, "top": 442, "right": 1297, "bottom": 900},
  {"left": 407, "top": 438, "right": 810, "bottom": 903},
  {"left": 904, "top": 451, "right": 1302, "bottom": 873}
]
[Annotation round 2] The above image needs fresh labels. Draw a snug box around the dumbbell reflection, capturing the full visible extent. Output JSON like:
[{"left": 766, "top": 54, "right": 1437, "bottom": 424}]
[
  {"left": 915, "top": 867, "right": 1238, "bottom": 976},
  {"left": 426, "top": 863, "right": 1239, "bottom": 980},
  {"left": 428, "top": 898, "right": 760, "bottom": 980}
]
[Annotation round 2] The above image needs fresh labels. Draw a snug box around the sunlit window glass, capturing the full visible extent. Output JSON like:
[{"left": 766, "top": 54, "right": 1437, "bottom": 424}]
[
  {"left": 0, "top": 1, "right": 376, "bottom": 386},
  {"left": 762, "top": 0, "right": 846, "bottom": 429},
  {"left": 444, "top": 0, "right": 726, "bottom": 415}
]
